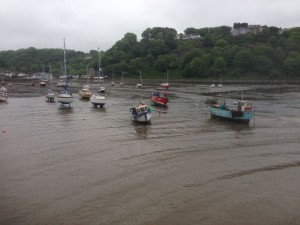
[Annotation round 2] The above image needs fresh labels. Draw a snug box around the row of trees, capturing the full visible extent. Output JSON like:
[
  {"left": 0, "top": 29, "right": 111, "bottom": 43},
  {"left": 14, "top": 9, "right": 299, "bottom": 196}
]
[{"left": 1, "top": 24, "right": 300, "bottom": 80}]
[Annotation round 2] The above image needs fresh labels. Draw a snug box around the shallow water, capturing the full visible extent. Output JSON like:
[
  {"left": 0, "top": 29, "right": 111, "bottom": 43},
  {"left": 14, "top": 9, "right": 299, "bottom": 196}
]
[{"left": 0, "top": 84, "right": 300, "bottom": 225}]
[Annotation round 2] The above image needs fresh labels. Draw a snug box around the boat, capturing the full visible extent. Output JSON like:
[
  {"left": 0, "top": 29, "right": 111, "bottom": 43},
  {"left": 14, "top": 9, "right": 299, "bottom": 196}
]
[
  {"left": 57, "top": 38, "right": 74, "bottom": 107},
  {"left": 207, "top": 98, "right": 254, "bottom": 123},
  {"left": 79, "top": 84, "right": 92, "bottom": 99},
  {"left": 98, "top": 87, "right": 106, "bottom": 94},
  {"left": 161, "top": 82, "right": 170, "bottom": 89},
  {"left": 130, "top": 103, "right": 153, "bottom": 123},
  {"left": 0, "top": 87, "right": 8, "bottom": 102},
  {"left": 150, "top": 90, "right": 169, "bottom": 106},
  {"left": 56, "top": 80, "right": 66, "bottom": 87},
  {"left": 90, "top": 93, "right": 106, "bottom": 108},
  {"left": 45, "top": 64, "right": 55, "bottom": 102},
  {"left": 91, "top": 47, "right": 106, "bottom": 108},
  {"left": 40, "top": 80, "right": 47, "bottom": 87},
  {"left": 79, "top": 65, "right": 93, "bottom": 99},
  {"left": 119, "top": 71, "right": 124, "bottom": 87},
  {"left": 96, "top": 48, "right": 106, "bottom": 94},
  {"left": 161, "top": 68, "right": 170, "bottom": 89},
  {"left": 136, "top": 69, "right": 143, "bottom": 88}
]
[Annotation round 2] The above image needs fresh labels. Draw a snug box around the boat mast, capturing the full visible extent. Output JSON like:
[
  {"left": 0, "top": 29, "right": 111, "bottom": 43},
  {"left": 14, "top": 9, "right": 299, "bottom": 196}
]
[
  {"left": 49, "top": 63, "right": 52, "bottom": 90},
  {"left": 63, "top": 38, "right": 67, "bottom": 77},
  {"left": 98, "top": 47, "right": 101, "bottom": 76},
  {"left": 139, "top": 69, "right": 142, "bottom": 85}
]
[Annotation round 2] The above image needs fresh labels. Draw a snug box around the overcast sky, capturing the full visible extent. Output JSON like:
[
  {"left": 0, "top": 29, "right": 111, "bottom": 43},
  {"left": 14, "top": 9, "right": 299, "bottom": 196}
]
[{"left": 1, "top": 0, "right": 299, "bottom": 53}]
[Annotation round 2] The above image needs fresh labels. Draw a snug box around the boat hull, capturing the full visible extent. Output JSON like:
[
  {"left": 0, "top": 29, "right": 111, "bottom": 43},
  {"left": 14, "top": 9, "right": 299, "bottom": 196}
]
[
  {"left": 151, "top": 96, "right": 168, "bottom": 106},
  {"left": 208, "top": 105, "right": 253, "bottom": 123},
  {"left": 131, "top": 112, "right": 152, "bottom": 123},
  {"left": 57, "top": 92, "right": 74, "bottom": 105},
  {"left": 79, "top": 89, "right": 92, "bottom": 99},
  {"left": 0, "top": 87, "right": 8, "bottom": 102},
  {"left": 46, "top": 93, "right": 55, "bottom": 102},
  {"left": 90, "top": 95, "right": 106, "bottom": 107}
]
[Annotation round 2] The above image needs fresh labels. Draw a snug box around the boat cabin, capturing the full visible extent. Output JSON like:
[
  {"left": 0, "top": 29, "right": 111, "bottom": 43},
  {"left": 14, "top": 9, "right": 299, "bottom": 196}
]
[
  {"left": 152, "top": 91, "right": 167, "bottom": 98},
  {"left": 235, "top": 100, "right": 253, "bottom": 111}
]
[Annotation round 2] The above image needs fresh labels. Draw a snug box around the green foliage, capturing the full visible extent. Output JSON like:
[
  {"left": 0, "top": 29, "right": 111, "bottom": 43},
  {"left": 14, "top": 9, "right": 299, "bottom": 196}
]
[{"left": 1, "top": 25, "right": 300, "bottom": 80}]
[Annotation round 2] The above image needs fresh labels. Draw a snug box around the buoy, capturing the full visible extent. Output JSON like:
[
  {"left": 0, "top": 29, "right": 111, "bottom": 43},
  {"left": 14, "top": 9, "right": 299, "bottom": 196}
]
[{"left": 2, "top": 129, "right": 6, "bottom": 133}]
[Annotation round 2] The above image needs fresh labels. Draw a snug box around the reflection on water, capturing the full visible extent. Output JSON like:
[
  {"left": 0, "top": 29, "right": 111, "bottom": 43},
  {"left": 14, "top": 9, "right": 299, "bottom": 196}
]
[
  {"left": 0, "top": 86, "right": 300, "bottom": 225},
  {"left": 132, "top": 122, "right": 151, "bottom": 139}
]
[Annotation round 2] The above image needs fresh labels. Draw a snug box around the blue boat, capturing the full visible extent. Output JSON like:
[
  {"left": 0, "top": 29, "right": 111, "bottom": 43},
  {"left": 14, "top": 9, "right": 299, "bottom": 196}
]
[{"left": 208, "top": 99, "right": 254, "bottom": 124}]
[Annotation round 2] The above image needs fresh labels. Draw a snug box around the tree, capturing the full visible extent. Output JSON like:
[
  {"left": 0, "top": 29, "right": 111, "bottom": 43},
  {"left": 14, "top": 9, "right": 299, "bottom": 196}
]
[
  {"left": 254, "top": 56, "right": 272, "bottom": 74},
  {"left": 234, "top": 50, "right": 254, "bottom": 72},
  {"left": 213, "top": 57, "right": 226, "bottom": 77}
]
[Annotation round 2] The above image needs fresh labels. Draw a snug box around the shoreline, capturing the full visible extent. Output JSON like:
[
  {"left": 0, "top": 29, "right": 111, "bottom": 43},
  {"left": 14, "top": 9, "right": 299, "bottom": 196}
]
[{"left": 1, "top": 79, "right": 299, "bottom": 98}]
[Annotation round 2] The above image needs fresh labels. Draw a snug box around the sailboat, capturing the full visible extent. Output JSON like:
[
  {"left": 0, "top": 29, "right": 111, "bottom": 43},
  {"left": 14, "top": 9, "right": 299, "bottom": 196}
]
[
  {"left": 119, "top": 71, "right": 124, "bottom": 87},
  {"left": 57, "top": 38, "right": 74, "bottom": 107},
  {"left": 218, "top": 73, "right": 223, "bottom": 87},
  {"left": 161, "top": 68, "right": 170, "bottom": 89},
  {"left": 45, "top": 63, "right": 55, "bottom": 102},
  {"left": 79, "top": 66, "right": 92, "bottom": 99},
  {"left": 136, "top": 69, "right": 143, "bottom": 88},
  {"left": 91, "top": 47, "right": 106, "bottom": 108}
]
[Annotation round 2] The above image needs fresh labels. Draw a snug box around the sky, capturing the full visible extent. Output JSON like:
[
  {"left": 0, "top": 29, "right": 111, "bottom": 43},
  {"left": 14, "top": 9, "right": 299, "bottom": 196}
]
[{"left": 1, "top": 0, "right": 299, "bottom": 53}]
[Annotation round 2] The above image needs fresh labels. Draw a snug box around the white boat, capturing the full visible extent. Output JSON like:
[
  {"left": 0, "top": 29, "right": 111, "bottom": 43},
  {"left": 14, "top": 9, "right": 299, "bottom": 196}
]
[
  {"left": 57, "top": 38, "right": 74, "bottom": 107},
  {"left": 91, "top": 47, "right": 106, "bottom": 108},
  {"left": 46, "top": 89, "right": 56, "bottom": 102},
  {"left": 161, "top": 68, "right": 170, "bottom": 89},
  {"left": 136, "top": 69, "right": 143, "bottom": 88},
  {"left": 40, "top": 80, "right": 46, "bottom": 87},
  {"left": 90, "top": 94, "right": 106, "bottom": 108},
  {"left": 119, "top": 71, "right": 124, "bottom": 87},
  {"left": 130, "top": 103, "right": 153, "bottom": 123},
  {"left": 98, "top": 87, "right": 106, "bottom": 94},
  {"left": 45, "top": 64, "right": 55, "bottom": 102},
  {"left": 0, "top": 87, "right": 8, "bottom": 102},
  {"left": 56, "top": 80, "right": 66, "bottom": 87}
]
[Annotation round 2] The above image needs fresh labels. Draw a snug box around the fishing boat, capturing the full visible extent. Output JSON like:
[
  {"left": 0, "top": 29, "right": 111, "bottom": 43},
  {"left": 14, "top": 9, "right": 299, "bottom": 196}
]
[
  {"left": 0, "top": 87, "right": 8, "bottom": 102},
  {"left": 150, "top": 90, "right": 169, "bottom": 106},
  {"left": 91, "top": 47, "right": 106, "bottom": 108},
  {"left": 207, "top": 98, "right": 254, "bottom": 123},
  {"left": 57, "top": 38, "right": 74, "bottom": 107},
  {"left": 45, "top": 64, "right": 55, "bottom": 102},
  {"left": 130, "top": 103, "right": 153, "bottom": 123}
]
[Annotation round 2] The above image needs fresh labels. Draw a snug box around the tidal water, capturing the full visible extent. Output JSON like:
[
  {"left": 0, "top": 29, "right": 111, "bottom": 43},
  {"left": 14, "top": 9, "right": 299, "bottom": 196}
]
[{"left": 0, "top": 84, "right": 300, "bottom": 225}]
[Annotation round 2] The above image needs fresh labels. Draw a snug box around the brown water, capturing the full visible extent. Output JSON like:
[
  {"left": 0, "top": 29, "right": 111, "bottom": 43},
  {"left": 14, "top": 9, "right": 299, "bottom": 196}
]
[{"left": 0, "top": 84, "right": 300, "bottom": 225}]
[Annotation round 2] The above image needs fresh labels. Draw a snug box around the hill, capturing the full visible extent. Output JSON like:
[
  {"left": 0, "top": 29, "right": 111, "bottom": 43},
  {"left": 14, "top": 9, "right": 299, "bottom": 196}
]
[{"left": 1, "top": 23, "right": 300, "bottom": 81}]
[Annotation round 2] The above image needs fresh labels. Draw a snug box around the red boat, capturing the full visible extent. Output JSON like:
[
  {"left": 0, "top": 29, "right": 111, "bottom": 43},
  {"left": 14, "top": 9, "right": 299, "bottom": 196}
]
[{"left": 151, "top": 91, "right": 169, "bottom": 106}]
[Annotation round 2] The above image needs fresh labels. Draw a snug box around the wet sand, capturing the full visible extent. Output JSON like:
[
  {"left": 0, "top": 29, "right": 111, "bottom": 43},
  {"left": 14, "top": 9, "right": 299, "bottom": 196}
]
[{"left": 1, "top": 80, "right": 300, "bottom": 225}]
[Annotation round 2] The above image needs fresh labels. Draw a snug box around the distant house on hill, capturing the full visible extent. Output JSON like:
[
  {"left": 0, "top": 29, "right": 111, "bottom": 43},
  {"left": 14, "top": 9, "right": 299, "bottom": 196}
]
[
  {"left": 178, "top": 33, "right": 201, "bottom": 40},
  {"left": 231, "top": 23, "right": 269, "bottom": 36}
]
